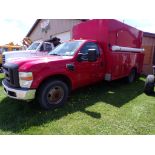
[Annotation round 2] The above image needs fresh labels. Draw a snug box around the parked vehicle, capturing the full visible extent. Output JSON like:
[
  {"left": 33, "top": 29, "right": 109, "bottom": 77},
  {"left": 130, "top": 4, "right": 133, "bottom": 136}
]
[
  {"left": 0, "top": 42, "right": 22, "bottom": 68},
  {"left": 144, "top": 66, "right": 155, "bottom": 94},
  {"left": 2, "top": 19, "right": 144, "bottom": 110},
  {"left": 2, "top": 40, "right": 54, "bottom": 64}
]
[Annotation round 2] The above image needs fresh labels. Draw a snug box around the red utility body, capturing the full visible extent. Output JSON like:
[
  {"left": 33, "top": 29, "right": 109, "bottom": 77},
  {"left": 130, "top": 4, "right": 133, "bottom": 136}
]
[{"left": 72, "top": 19, "right": 144, "bottom": 81}]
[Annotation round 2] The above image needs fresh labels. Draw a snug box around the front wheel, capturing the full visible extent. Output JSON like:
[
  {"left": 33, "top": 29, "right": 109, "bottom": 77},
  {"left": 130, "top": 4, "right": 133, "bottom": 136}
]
[
  {"left": 37, "top": 80, "right": 69, "bottom": 110},
  {"left": 144, "top": 75, "right": 155, "bottom": 95}
]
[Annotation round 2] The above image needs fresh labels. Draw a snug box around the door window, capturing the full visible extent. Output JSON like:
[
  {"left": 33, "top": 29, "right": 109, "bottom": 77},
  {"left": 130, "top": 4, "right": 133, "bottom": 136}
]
[
  {"left": 44, "top": 43, "right": 52, "bottom": 52},
  {"left": 80, "top": 42, "right": 100, "bottom": 60}
]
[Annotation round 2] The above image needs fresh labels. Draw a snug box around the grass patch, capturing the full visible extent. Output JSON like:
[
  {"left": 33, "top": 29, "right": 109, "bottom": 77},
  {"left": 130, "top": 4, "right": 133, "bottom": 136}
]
[{"left": 0, "top": 73, "right": 155, "bottom": 134}]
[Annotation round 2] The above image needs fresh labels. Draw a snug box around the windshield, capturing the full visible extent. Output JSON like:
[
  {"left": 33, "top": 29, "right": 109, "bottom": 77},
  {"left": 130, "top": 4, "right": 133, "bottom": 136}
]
[
  {"left": 27, "top": 42, "right": 40, "bottom": 50},
  {"left": 48, "top": 41, "right": 84, "bottom": 56}
]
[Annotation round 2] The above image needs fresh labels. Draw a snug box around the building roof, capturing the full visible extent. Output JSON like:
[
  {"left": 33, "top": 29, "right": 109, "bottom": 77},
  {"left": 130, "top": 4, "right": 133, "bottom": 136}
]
[
  {"left": 26, "top": 19, "right": 41, "bottom": 37},
  {"left": 143, "top": 32, "right": 155, "bottom": 38}
]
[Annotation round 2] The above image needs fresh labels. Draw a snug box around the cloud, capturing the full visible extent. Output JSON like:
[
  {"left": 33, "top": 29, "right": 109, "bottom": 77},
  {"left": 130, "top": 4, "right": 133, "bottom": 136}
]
[
  {"left": 117, "top": 19, "right": 155, "bottom": 33},
  {"left": 0, "top": 19, "right": 35, "bottom": 45}
]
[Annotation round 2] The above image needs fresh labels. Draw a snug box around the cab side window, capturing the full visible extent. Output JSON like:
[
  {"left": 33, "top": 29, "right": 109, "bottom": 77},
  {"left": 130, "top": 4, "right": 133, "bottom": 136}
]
[
  {"left": 45, "top": 43, "right": 52, "bottom": 52},
  {"left": 81, "top": 42, "right": 100, "bottom": 55},
  {"left": 80, "top": 42, "right": 100, "bottom": 60},
  {"left": 40, "top": 43, "right": 52, "bottom": 52}
]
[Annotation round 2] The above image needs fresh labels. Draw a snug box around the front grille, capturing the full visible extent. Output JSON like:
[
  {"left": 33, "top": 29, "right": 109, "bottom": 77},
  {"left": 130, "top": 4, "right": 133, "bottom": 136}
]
[{"left": 3, "top": 63, "right": 20, "bottom": 88}]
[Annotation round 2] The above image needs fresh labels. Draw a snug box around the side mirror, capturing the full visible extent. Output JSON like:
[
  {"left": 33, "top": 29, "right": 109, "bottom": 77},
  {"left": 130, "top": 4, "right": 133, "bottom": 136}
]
[
  {"left": 88, "top": 49, "right": 97, "bottom": 62},
  {"left": 76, "top": 53, "right": 83, "bottom": 62}
]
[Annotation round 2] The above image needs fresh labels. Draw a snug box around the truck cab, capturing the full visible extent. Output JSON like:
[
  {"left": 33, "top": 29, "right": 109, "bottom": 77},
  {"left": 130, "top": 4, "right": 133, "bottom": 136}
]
[
  {"left": 2, "top": 39, "right": 104, "bottom": 109},
  {"left": 0, "top": 43, "right": 22, "bottom": 70}
]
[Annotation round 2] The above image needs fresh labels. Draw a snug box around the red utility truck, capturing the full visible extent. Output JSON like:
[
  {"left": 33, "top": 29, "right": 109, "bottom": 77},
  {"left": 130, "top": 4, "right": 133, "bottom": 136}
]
[{"left": 2, "top": 19, "right": 144, "bottom": 110}]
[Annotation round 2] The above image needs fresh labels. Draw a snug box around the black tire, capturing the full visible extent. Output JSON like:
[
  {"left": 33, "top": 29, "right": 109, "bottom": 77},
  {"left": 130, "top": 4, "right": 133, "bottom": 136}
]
[
  {"left": 126, "top": 68, "right": 137, "bottom": 83},
  {"left": 144, "top": 75, "right": 155, "bottom": 95},
  {"left": 37, "top": 80, "right": 69, "bottom": 110}
]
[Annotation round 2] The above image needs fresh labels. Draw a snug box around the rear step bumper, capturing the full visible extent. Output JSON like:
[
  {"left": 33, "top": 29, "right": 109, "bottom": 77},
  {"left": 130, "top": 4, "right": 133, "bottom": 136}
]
[{"left": 2, "top": 80, "right": 36, "bottom": 100}]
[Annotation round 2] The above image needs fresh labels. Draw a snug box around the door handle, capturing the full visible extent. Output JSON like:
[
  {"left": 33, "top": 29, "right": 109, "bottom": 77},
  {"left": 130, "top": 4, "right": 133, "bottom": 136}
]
[{"left": 66, "top": 64, "right": 75, "bottom": 71}]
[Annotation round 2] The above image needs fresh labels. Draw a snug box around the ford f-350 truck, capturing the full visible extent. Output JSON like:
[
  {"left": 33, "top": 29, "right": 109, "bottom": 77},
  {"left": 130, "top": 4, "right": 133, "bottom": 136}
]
[{"left": 2, "top": 19, "right": 144, "bottom": 110}]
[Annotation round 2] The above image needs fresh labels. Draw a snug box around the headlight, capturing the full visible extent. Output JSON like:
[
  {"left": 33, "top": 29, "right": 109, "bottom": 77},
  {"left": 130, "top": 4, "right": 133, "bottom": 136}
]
[{"left": 19, "top": 72, "right": 33, "bottom": 88}]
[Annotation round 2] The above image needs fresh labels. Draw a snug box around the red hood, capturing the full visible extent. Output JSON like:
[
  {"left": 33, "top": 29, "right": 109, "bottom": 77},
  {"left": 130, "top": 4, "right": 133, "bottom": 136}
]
[{"left": 11, "top": 55, "right": 73, "bottom": 70}]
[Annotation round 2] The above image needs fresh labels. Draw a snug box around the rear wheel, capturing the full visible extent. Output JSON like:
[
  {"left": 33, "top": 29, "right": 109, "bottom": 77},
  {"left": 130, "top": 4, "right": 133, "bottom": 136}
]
[
  {"left": 37, "top": 80, "right": 69, "bottom": 110},
  {"left": 144, "top": 75, "right": 155, "bottom": 95},
  {"left": 126, "top": 68, "right": 137, "bottom": 83}
]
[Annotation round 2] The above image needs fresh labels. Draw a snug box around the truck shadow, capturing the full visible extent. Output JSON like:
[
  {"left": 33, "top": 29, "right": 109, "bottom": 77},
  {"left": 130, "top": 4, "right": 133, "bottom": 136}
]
[{"left": 0, "top": 78, "right": 145, "bottom": 134}]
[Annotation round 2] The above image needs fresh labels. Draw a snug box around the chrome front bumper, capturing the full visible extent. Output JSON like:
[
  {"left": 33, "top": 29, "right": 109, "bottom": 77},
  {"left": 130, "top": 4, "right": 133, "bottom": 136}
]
[{"left": 2, "top": 80, "right": 36, "bottom": 100}]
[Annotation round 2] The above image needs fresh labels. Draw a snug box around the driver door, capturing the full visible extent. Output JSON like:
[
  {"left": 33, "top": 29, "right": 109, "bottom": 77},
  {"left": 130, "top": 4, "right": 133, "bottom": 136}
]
[{"left": 75, "top": 42, "right": 104, "bottom": 87}]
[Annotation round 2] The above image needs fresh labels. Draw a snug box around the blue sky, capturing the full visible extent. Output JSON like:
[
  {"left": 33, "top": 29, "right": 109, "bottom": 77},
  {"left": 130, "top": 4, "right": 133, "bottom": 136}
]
[
  {"left": 120, "top": 19, "right": 155, "bottom": 33},
  {"left": 0, "top": 19, "right": 155, "bottom": 45}
]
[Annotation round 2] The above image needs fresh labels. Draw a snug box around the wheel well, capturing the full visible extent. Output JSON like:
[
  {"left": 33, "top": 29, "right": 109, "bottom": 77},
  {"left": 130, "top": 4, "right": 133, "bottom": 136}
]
[{"left": 37, "top": 74, "right": 72, "bottom": 92}]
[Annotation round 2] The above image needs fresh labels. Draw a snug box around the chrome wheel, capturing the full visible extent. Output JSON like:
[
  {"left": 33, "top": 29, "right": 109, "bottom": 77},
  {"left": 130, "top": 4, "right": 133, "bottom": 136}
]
[
  {"left": 47, "top": 86, "right": 64, "bottom": 104},
  {"left": 38, "top": 80, "right": 69, "bottom": 110}
]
